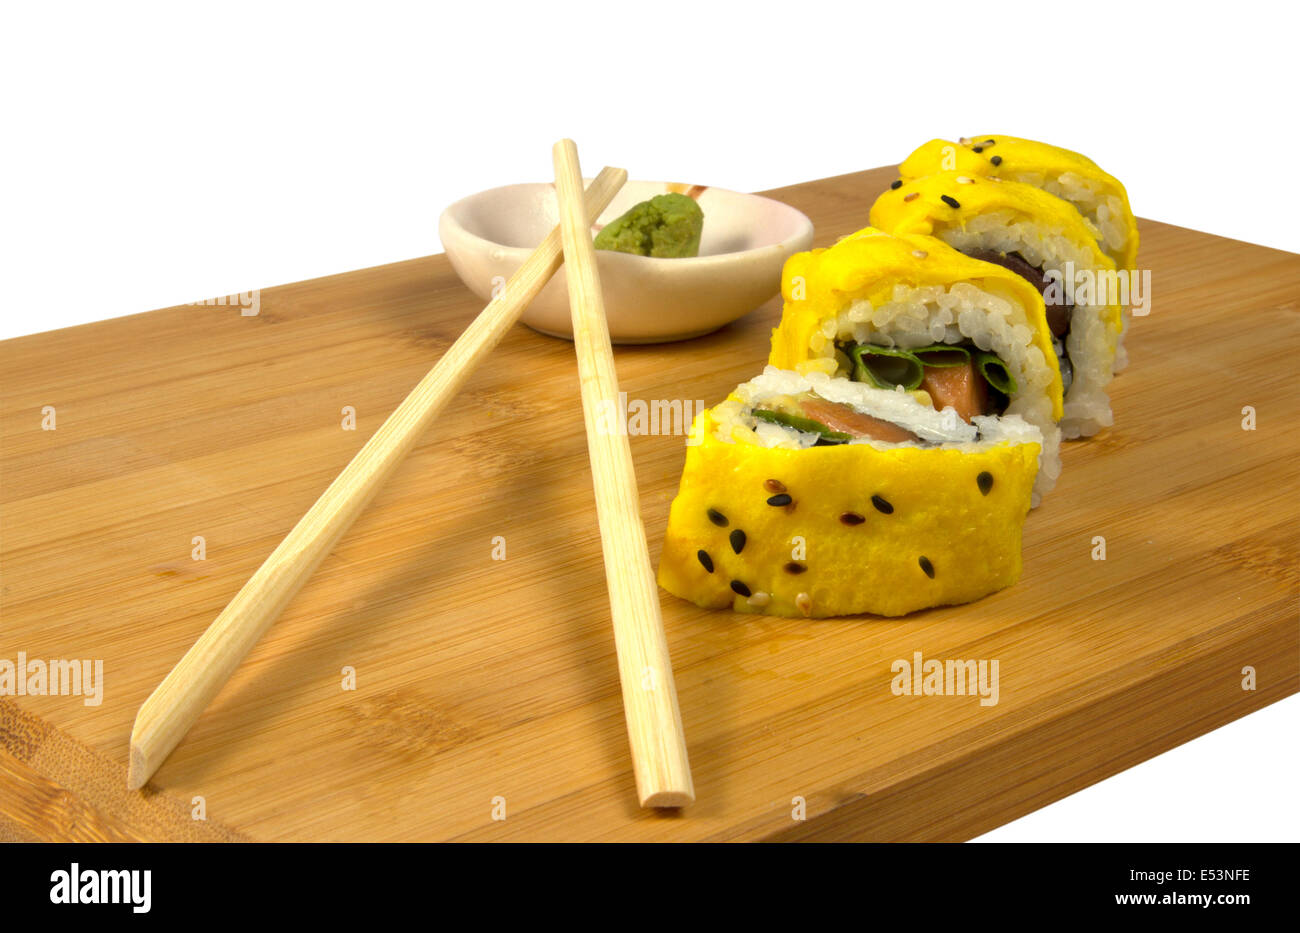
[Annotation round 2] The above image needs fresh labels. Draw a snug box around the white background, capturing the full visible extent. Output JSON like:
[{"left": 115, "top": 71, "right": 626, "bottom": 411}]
[{"left": 2, "top": 2, "right": 1295, "bottom": 840}]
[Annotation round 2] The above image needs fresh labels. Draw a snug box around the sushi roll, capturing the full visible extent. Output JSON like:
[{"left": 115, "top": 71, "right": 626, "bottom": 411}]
[
  {"left": 769, "top": 227, "right": 1064, "bottom": 502},
  {"left": 656, "top": 367, "right": 1042, "bottom": 618},
  {"left": 870, "top": 175, "right": 1122, "bottom": 439},
  {"left": 896, "top": 135, "right": 1139, "bottom": 273}
]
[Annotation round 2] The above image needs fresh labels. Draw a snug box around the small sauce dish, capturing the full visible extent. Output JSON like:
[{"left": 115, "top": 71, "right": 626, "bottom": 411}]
[{"left": 439, "top": 179, "right": 815, "bottom": 343}]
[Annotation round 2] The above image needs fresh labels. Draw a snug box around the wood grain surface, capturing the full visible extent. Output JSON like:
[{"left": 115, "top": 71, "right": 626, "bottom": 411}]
[
  {"left": 125, "top": 164, "right": 630, "bottom": 793},
  {"left": 1, "top": 166, "right": 1296, "bottom": 841}
]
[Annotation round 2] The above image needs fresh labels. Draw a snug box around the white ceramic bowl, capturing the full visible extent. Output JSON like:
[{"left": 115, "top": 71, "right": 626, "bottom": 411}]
[{"left": 439, "top": 179, "right": 815, "bottom": 343}]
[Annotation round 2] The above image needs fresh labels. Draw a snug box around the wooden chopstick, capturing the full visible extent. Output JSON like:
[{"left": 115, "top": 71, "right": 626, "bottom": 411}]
[
  {"left": 552, "top": 139, "right": 695, "bottom": 808},
  {"left": 127, "top": 166, "right": 629, "bottom": 790}
]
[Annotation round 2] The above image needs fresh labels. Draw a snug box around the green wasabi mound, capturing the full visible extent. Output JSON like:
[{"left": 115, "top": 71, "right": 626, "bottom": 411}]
[{"left": 593, "top": 192, "right": 704, "bottom": 258}]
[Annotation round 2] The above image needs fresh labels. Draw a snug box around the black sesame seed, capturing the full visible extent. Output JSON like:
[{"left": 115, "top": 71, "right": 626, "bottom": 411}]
[
  {"left": 697, "top": 550, "right": 714, "bottom": 573},
  {"left": 972, "top": 146, "right": 983, "bottom": 153},
  {"left": 764, "top": 478, "right": 787, "bottom": 494},
  {"left": 977, "top": 471, "right": 994, "bottom": 495},
  {"left": 919, "top": 556, "right": 935, "bottom": 578},
  {"left": 707, "top": 508, "right": 728, "bottom": 527},
  {"left": 729, "top": 529, "right": 746, "bottom": 554},
  {"left": 890, "top": 179, "right": 902, "bottom": 190},
  {"left": 784, "top": 561, "right": 807, "bottom": 575},
  {"left": 766, "top": 493, "right": 793, "bottom": 507},
  {"left": 871, "top": 495, "right": 894, "bottom": 514},
  {"left": 984, "top": 139, "right": 995, "bottom": 145},
  {"left": 840, "top": 511, "right": 865, "bottom": 525},
  {"left": 940, "top": 194, "right": 961, "bottom": 209},
  {"left": 990, "top": 155, "right": 1002, "bottom": 166},
  {"left": 730, "top": 580, "right": 751, "bottom": 597}
]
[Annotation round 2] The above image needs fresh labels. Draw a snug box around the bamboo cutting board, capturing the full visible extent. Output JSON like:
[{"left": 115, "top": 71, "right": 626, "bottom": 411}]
[{"left": 1, "top": 167, "right": 1296, "bottom": 842}]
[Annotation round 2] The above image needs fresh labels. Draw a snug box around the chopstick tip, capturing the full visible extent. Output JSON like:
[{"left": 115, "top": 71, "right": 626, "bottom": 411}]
[
  {"left": 641, "top": 788, "right": 695, "bottom": 809},
  {"left": 126, "top": 744, "right": 151, "bottom": 791}
]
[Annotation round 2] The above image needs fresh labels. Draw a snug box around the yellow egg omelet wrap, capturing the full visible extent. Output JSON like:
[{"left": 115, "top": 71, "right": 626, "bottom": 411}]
[
  {"left": 870, "top": 173, "right": 1124, "bottom": 438},
  {"left": 657, "top": 404, "right": 1040, "bottom": 618},
  {"left": 897, "top": 135, "right": 1138, "bottom": 272},
  {"left": 769, "top": 226, "right": 1064, "bottom": 502},
  {"left": 770, "top": 227, "right": 1063, "bottom": 422}
]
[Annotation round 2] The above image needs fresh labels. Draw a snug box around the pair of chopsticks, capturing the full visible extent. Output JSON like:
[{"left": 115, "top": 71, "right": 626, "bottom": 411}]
[{"left": 128, "top": 141, "right": 695, "bottom": 808}]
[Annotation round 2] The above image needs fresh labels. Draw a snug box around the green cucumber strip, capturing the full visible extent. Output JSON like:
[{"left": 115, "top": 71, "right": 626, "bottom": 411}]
[
  {"left": 847, "top": 344, "right": 924, "bottom": 390},
  {"left": 972, "top": 351, "right": 1018, "bottom": 395},
  {"left": 752, "top": 408, "right": 851, "bottom": 444},
  {"left": 911, "top": 344, "right": 971, "bottom": 368}
]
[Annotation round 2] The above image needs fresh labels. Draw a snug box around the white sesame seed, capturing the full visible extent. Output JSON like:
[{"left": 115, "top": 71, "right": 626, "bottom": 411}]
[
  {"left": 795, "top": 592, "right": 812, "bottom": 617},
  {"left": 903, "top": 192, "right": 919, "bottom": 202},
  {"left": 956, "top": 175, "right": 975, "bottom": 184},
  {"left": 747, "top": 591, "right": 771, "bottom": 608},
  {"left": 912, "top": 249, "right": 928, "bottom": 259}
]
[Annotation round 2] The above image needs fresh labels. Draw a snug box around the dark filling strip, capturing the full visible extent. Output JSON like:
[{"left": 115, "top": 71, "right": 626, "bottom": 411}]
[
  {"left": 752, "top": 399, "right": 920, "bottom": 446},
  {"left": 753, "top": 395, "right": 985, "bottom": 448},
  {"left": 752, "top": 408, "right": 853, "bottom": 445},
  {"left": 962, "top": 249, "right": 1074, "bottom": 391},
  {"left": 836, "top": 340, "right": 1016, "bottom": 422}
]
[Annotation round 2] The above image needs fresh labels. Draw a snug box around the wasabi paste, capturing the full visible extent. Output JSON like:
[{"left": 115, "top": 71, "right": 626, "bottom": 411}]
[{"left": 593, "top": 192, "right": 703, "bottom": 258}]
